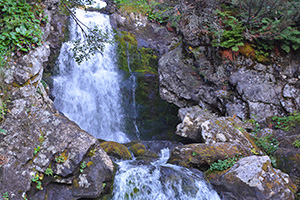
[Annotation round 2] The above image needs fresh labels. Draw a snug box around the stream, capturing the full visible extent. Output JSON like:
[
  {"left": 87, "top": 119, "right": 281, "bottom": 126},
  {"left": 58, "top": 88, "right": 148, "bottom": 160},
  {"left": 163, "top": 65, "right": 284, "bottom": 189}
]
[{"left": 52, "top": 1, "right": 221, "bottom": 199}]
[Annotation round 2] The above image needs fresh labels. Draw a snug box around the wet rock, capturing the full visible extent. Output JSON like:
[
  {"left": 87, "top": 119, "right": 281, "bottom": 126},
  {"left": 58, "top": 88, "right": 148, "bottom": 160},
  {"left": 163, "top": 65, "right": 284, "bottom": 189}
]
[
  {"left": 207, "top": 155, "right": 296, "bottom": 200},
  {"left": 100, "top": 141, "right": 132, "bottom": 160},
  {"left": 129, "top": 143, "right": 159, "bottom": 160},
  {"left": 168, "top": 142, "right": 250, "bottom": 171},
  {"left": 141, "top": 140, "right": 182, "bottom": 154},
  {"left": 129, "top": 143, "right": 146, "bottom": 157}
]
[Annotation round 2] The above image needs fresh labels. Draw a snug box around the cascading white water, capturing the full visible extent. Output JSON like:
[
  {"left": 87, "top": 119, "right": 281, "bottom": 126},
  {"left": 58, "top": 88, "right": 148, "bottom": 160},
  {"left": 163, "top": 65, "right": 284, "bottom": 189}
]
[
  {"left": 112, "top": 148, "right": 221, "bottom": 200},
  {"left": 53, "top": 8, "right": 130, "bottom": 143}
]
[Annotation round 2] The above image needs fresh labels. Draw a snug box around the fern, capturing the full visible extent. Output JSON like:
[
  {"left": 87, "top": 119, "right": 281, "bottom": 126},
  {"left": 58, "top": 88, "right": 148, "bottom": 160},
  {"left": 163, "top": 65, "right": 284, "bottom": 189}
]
[{"left": 212, "top": 10, "right": 245, "bottom": 51}]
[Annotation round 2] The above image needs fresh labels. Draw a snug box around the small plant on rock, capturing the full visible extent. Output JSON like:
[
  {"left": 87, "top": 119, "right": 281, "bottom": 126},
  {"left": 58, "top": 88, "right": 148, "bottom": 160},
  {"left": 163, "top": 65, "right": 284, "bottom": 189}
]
[
  {"left": 2, "top": 192, "right": 9, "bottom": 200},
  {"left": 0, "top": 128, "right": 6, "bottom": 135},
  {"left": 55, "top": 155, "right": 66, "bottom": 163},
  {"left": 209, "top": 156, "right": 238, "bottom": 172},
  {"left": 31, "top": 173, "right": 43, "bottom": 190},
  {"left": 272, "top": 112, "right": 300, "bottom": 131},
  {"left": 34, "top": 146, "right": 40, "bottom": 155},
  {"left": 80, "top": 161, "right": 87, "bottom": 173},
  {"left": 255, "top": 134, "right": 279, "bottom": 155},
  {"left": 45, "top": 167, "right": 53, "bottom": 176}
]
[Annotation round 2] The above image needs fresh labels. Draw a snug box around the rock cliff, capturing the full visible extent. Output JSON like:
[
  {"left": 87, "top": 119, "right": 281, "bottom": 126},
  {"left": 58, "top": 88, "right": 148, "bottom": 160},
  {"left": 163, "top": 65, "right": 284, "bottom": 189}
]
[{"left": 0, "top": 1, "right": 114, "bottom": 199}]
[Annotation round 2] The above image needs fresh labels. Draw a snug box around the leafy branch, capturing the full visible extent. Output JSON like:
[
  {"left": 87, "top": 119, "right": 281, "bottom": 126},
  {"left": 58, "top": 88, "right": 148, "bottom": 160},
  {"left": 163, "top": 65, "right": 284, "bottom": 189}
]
[{"left": 61, "top": 2, "right": 112, "bottom": 64}]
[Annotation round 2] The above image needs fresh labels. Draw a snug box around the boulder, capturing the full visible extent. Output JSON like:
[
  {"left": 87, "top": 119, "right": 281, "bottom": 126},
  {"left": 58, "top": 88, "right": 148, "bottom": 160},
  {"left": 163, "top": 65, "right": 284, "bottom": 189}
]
[
  {"left": 129, "top": 143, "right": 159, "bottom": 160},
  {"left": 100, "top": 141, "right": 132, "bottom": 160},
  {"left": 167, "top": 142, "right": 250, "bottom": 171},
  {"left": 207, "top": 156, "right": 296, "bottom": 200},
  {"left": 176, "top": 106, "right": 257, "bottom": 152}
]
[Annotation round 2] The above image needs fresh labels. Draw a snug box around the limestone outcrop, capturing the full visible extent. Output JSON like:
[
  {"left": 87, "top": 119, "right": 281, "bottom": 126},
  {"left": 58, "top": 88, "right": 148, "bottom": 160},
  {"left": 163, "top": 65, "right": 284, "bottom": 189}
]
[{"left": 207, "top": 156, "right": 296, "bottom": 200}]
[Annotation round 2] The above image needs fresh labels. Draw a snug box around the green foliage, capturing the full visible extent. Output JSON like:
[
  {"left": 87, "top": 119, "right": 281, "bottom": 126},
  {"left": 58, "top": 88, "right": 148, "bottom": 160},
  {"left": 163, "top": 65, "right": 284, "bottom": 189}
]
[
  {"left": 233, "top": 0, "right": 300, "bottom": 53},
  {"left": 248, "top": 118, "right": 278, "bottom": 167},
  {"left": 39, "top": 135, "right": 45, "bottom": 144},
  {"left": 55, "top": 155, "right": 66, "bottom": 163},
  {"left": 147, "top": 10, "right": 168, "bottom": 24},
  {"left": 209, "top": 156, "right": 237, "bottom": 171},
  {"left": 40, "top": 80, "right": 48, "bottom": 90},
  {"left": 45, "top": 167, "right": 53, "bottom": 176},
  {"left": 0, "top": 0, "right": 45, "bottom": 66},
  {"left": 211, "top": 9, "right": 245, "bottom": 52},
  {"left": 80, "top": 161, "right": 87, "bottom": 172},
  {"left": 34, "top": 146, "right": 41, "bottom": 155},
  {"left": 2, "top": 192, "right": 9, "bottom": 200},
  {"left": 31, "top": 173, "right": 43, "bottom": 190},
  {"left": 113, "top": 0, "right": 153, "bottom": 14},
  {"left": 293, "top": 139, "right": 300, "bottom": 148},
  {"left": 0, "top": 99, "right": 10, "bottom": 123},
  {"left": 70, "top": 27, "right": 111, "bottom": 64},
  {"left": 277, "top": 26, "right": 300, "bottom": 53},
  {"left": 208, "top": 1, "right": 300, "bottom": 60},
  {"left": 272, "top": 112, "right": 300, "bottom": 131},
  {"left": 255, "top": 134, "right": 279, "bottom": 155},
  {"left": 0, "top": 128, "right": 6, "bottom": 135}
]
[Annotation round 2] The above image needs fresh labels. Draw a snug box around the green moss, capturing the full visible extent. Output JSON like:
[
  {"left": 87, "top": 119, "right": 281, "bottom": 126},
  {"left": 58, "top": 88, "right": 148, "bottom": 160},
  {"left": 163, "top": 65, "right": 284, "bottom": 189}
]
[
  {"left": 129, "top": 143, "right": 146, "bottom": 157},
  {"left": 115, "top": 30, "right": 179, "bottom": 140},
  {"left": 114, "top": 31, "right": 158, "bottom": 74},
  {"left": 100, "top": 141, "right": 132, "bottom": 160}
]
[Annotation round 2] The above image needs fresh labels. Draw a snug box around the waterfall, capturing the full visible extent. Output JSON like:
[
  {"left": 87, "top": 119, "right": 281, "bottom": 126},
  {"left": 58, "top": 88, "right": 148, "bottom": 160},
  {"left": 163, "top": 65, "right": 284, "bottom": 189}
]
[
  {"left": 112, "top": 148, "right": 221, "bottom": 200},
  {"left": 53, "top": 8, "right": 130, "bottom": 143},
  {"left": 125, "top": 42, "right": 140, "bottom": 139},
  {"left": 52, "top": 3, "right": 220, "bottom": 199}
]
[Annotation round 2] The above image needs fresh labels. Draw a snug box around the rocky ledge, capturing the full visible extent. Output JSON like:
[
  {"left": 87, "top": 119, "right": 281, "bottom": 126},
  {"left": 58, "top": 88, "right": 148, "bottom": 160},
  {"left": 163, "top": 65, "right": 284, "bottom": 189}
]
[{"left": 0, "top": 1, "right": 114, "bottom": 199}]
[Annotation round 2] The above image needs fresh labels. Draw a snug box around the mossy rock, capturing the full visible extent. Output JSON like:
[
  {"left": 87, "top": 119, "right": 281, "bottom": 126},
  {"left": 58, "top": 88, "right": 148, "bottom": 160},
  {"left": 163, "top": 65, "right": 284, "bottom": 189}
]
[
  {"left": 129, "top": 143, "right": 159, "bottom": 159},
  {"left": 114, "top": 31, "right": 158, "bottom": 74},
  {"left": 100, "top": 141, "right": 132, "bottom": 160},
  {"left": 168, "top": 142, "right": 250, "bottom": 171},
  {"left": 129, "top": 143, "right": 146, "bottom": 157}
]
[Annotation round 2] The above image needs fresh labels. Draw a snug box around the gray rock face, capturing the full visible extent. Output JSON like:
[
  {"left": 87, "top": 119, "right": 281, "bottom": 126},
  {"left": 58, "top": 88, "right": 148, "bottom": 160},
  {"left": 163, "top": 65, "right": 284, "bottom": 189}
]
[
  {"left": 159, "top": 46, "right": 205, "bottom": 107},
  {"left": 208, "top": 156, "right": 296, "bottom": 200},
  {"left": 157, "top": 2, "right": 300, "bottom": 123}
]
